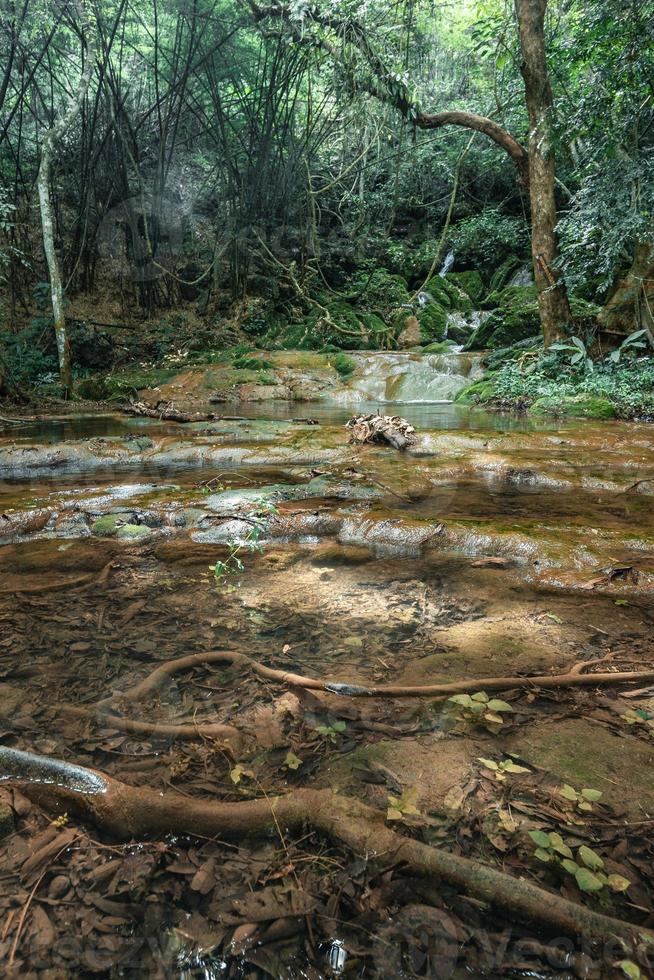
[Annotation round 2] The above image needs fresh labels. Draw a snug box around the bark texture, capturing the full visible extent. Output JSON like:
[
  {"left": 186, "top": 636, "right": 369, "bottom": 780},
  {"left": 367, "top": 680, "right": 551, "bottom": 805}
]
[
  {"left": 36, "top": 2, "right": 96, "bottom": 394},
  {"left": 2, "top": 747, "right": 650, "bottom": 948},
  {"left": 599, "top": 241, "right": 654, "bottom": 342},
  {"left": 514, "top": 0, "right": 571, "bottom": 345}
]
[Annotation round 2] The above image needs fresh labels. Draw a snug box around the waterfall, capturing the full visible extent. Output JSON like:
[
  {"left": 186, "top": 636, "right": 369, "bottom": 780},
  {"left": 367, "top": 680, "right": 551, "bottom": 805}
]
[
  {"left": 327, "top": 352, "right": 484, "bottom": 405},
  {"left": 438, "top": 250, "right": 455, "bottom": 277}
]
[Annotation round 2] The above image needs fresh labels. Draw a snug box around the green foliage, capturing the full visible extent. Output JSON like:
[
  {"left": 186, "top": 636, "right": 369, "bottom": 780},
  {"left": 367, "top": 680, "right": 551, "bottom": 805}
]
[
  {"left": 209, "top": 501, "right": 277, "bottom": 585},
  {"left": 348, "top": 264, "right": 411, "bottom": 313},
  {"left": 465, "top": 350, "right": 654, "bottom": 419},
  {"left": 387, "top": 786, "right": 421, "bottom": 822},
  {"left": 447, "top": 691, "right": 514, "bottom": 733},
  {"left": 528, "top": 831, "right": 630, "bottom": 896},
  {"left": 231, "top": 355, "right": 273, "bottom": 370},
  {"left": 0, "top": 320, "right": 58, "bottom": 388},
  {"left": 450, "top": 210, "right": 529, "bottom": 274},
  {"left": 331, "top": 352, "right": 357, "bottom": 377},
  {"left": 477, "top": 756, "right": 530, "bottom": 781},
  {"left": 316, "top": 720, "right": 346, "bottom": 742},
  {"left": 549, "top": 336, "right": 595, "bottom": 374}
]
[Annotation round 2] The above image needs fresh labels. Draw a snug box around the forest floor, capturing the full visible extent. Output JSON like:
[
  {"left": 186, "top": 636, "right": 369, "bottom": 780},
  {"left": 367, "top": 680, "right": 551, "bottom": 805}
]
[{"left": 0, "top": 393, "right": 653, "bottom": 977}]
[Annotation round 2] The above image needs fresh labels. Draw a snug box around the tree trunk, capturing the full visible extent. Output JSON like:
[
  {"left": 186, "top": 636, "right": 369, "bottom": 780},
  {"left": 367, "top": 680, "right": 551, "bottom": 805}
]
[
  {"left": 37, "top": 148, "right": 73, "bottom": 393},
  {"left": 35, "top": 1, "right": 95, "bottom": 396},
  {"left": 514, "top": 0, "right": 571, "bottom": 346},
  {"left": 599, "top": 240, "right": 654, "bottom": 343}
]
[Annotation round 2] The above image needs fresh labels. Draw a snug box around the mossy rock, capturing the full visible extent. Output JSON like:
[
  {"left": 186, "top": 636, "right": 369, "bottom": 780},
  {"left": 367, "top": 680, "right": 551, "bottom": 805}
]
[
  {"left": 445, "top": 271, "right": 484, "bottom": 304},
  {"left": 528, "top": 395, "right": 616, "bottom": 419},
  {"left": 485, "top": 283, "right": 539, "bottom": 310},
  {"left": 421, "top": 340, "right": 457, "bottom": 353},
  {"left": 454, "top": 376, "right": 497, "bottom": 405},
  {"left": 91, "top": 514, "right": 153, "bottom": 539},
  {"left": 482, "top": 336, "right": 542, "bottom": 370},
  {"left": 418, "top": 302, "right": 447, "bottom": 342},
  {"left": 424, "top": 277, "right": 473, "bottom": 313},
  {"left": 465, "top": 305, "right": 541, "bottom": 350},
  {"left": 488, "top": 255, "right": 523, "bottom": 293}
]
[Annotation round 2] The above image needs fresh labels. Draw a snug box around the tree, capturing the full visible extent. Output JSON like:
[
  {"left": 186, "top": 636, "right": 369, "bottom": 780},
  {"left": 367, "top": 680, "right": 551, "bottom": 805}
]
[
  {"left": 246, "top": 0, "right": 572, "bottom": 346},
  {"left": 514, "top": 0, "right": 570, "bottom": 345},
  {"left": 36, "top": 1, "right": 96, "bottom": 394}
]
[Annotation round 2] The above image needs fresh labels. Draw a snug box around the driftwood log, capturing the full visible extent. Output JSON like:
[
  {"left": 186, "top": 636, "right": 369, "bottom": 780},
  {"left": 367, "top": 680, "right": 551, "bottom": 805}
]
[
  {"left": 0, "top": 747, "right": 649, "bottom": 949},
  {"left": 346, "top": 413, "right": 416, "bottom": 451}
]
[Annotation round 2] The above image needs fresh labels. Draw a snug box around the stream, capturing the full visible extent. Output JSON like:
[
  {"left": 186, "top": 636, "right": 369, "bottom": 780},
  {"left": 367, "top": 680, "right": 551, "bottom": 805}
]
[{"left": 1, "top": 359, "right": 654, "bottom": 976}]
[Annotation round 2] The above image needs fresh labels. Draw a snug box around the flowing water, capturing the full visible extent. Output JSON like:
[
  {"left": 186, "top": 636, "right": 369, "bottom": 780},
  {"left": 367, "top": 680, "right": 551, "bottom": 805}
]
[{"left": 1, "top": 385, "right": 654, "bottom": 976}]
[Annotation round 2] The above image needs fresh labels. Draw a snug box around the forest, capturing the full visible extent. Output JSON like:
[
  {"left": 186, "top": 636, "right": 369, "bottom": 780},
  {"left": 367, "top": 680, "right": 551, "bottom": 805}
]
[{"left": 0, "top": 0, "right": 653, "bottom": 976}]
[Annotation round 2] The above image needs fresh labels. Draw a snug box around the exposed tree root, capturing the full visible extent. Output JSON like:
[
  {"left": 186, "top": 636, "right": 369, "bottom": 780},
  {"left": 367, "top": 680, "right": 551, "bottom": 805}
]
[
  {"left": 59, "top": 706, "right": 242, "bottom": 752},
  {"left": 107, "top": 649, "right": 654, "bottom": 701},
  {"left": 0, "top": 747, "right": 649, "bottom": 948}
]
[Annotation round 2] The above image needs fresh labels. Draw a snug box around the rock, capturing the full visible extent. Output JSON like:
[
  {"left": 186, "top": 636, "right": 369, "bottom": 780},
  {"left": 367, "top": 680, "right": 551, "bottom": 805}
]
[
  {"left": 237, "top": 383, "right": 292, "bottom": 402},
  {"left": 417, "top": 303, "right": 447, "bottom": 342},
  {"left": 529, "top": 395, "right": 616, "bottom": 419},
  {"left": 445, "top": 271, "right": 484, "bottom": 303},
  {"left": 0, "top": 684, "right": 24, "bottom": 718},
  {"left": 397, "top": 315, "right": 421, "bottom": 348},
  {"left": 91, "top": 514, "right": 153, "bottom": 539}
]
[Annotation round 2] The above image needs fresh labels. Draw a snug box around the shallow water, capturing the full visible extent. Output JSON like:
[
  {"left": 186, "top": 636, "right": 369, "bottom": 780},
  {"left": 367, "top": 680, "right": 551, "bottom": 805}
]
[{"left": 1, "top": 398, "right": 654, "bottom": 976}]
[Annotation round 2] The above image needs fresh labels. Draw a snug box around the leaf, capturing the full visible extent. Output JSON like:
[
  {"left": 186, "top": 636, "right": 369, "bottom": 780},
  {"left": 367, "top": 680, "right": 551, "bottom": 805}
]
[
  {"left": 580, "top": 788, "right": 602, "bottom": 802},
  {"left": 230, "top": 765, "right": 254, "bottom": 785},
  {"left": 448, "top": 694, "right": 473, "bottom": 706},
  {"left": 578, "top": 845, "right": 604, "bottom": 871},
  {"left": 386, "top": 807, "right": 403, "bottom": 822},
  {"left": 607, "top": 874, "right": 631, "bottom": 892},
  {"left": 528, "top": 830, "right": 551, "bottom": 849},
  {"left": 486, "top": 699, "right": 513, "bottom": 713},
  {"left": 343, "top": 636, "right": 362, "bottom": 647},
  {"left": 471, "top": 691, "right": 489, "bottom": 703},
  {"left": 575, "top": 868, "right": 604, "bottom": 892},
  {"left": 534, "top": 847, "right": 552, "bottom": 862},
  {"left": 577, "top": 801, "right": 593, "bottom": 812},
  {"left": 283, "top": 751, "right": 302, "bottom": 771},
  {"left": 562, "top": 859, "right": 580, "bottom": 875},
  {"left": 559, "top": 784, "right": 579, "bottom": 802},
  {"left": 469, "top": 701, "right": 487, "bottom": 714},
  {"left": 483, "top": 711, "right": 505, "bottom": 725},
  {"left": 617, "top": 960, "right": 641, "bottom": 979},
  {"left": 477, "top": 757, "right": 499, "bottom": 770},
  {"left": 549, "top": 833, "right": 573, "bottom": 858},
  {"left": 395, "top": 787, "right": 420, "bottom": 815},
  {"left": 544, "top": 612, "right": 563, "bottom": 623},
  {"left": 332, "top": 720, "right": 346, "bottom": 732},
  {"left": 502, "top": 762, "right": 530, "bottom": 774}
]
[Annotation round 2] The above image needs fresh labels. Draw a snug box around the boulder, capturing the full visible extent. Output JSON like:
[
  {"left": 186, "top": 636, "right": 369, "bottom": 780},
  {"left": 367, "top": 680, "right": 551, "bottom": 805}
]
[
  {"left": 237, "top": 383, "right": 292, "bottom": 401},
  {"left": 397, "top": 315, "right": 421, "bottom": 348}
]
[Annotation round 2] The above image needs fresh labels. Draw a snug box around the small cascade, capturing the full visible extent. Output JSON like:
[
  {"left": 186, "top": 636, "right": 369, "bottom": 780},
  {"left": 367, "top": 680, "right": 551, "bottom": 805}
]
[
  {"left": 328, "top": 351, "right": 484, "bottom": 404},
  {"left": 438, "top": 250, "right": 455, "bottom": 277}
]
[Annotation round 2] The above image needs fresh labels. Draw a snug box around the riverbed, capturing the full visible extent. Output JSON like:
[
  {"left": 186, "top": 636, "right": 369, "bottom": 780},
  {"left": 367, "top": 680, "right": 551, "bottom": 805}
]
[{"left": 1, "top": 394, "right": 653, "bottom": 976}]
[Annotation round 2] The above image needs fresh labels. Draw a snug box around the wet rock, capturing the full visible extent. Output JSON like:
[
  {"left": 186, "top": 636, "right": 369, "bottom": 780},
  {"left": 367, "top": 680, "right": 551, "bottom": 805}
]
[
  {"left": 91, "top": 513, "right": 153, "bottom": 540},
  {"left": 397, "top": 315, "right": 421, "bottom": 349},
  {"left": 237, "top": 383, "right": 292, "bottom": 402},
  {"left": 529, "top": 395, "right": 616, "bottom": 419}
]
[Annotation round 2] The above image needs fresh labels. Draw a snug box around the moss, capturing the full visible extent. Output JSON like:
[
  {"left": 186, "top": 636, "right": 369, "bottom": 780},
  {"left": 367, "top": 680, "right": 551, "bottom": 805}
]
[
  {"left": 76, "top": 377, "right": 111, "bottom": 400},
  {"left": 424, "top": 277, "right": 473, "bottom": 313},
  {"left": 529, "top": 394, "right": 616, "bottom": 419},
  {"left": 446, "top": 271, "right": 484, "bottom": 304},
  {"left": 331, "top": 353, "right": 357, "bottom": 377},
  {"left": 454, "top": 376, "right": 498, "bottom": 404},
  {"left": 231, "top": 356, "right": 273, "bottom": 370},
  {"left": 485, "top": 283, "right": 539, "bottom": 309},
  {"left": 488, "top": 255, "right": 522, "bottom": 293},
  {"left": 91, "top": 514, "right": 152, "bottom": 539},
  {"left": 421, "top": 340, "right": 457, "bottom": 353},
  {"left": 418, "top": 302, "right": 448, "bottom": 342}
]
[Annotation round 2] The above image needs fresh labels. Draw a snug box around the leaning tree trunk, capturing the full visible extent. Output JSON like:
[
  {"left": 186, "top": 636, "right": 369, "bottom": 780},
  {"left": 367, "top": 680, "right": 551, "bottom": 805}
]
[
  {"left": 514, "top": 0, "right": 571, "bottom": 347},
  {"left": 599, "top": 240, "right": 654, "bottom": 343},
  {"left": 36, "top": 1, "right": 95, "bottom": 396}
]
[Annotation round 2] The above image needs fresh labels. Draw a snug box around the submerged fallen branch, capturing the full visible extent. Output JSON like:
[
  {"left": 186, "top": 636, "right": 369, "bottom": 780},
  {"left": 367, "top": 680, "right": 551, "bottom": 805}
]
[
  {"left": 346, "top": 413, "right": 416, "bottom": 451},
  {"left": 107, "top": 649, "right": 654, "bottom": 701},
  {"left": 0, "top": 747, "right": 648, "bottom": 947},
  {"left": 59, "top": 706, "right": 242, "bottom": 753},
  {"left": 124, "top": 400, "right": 225, "bottom": 423}
]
